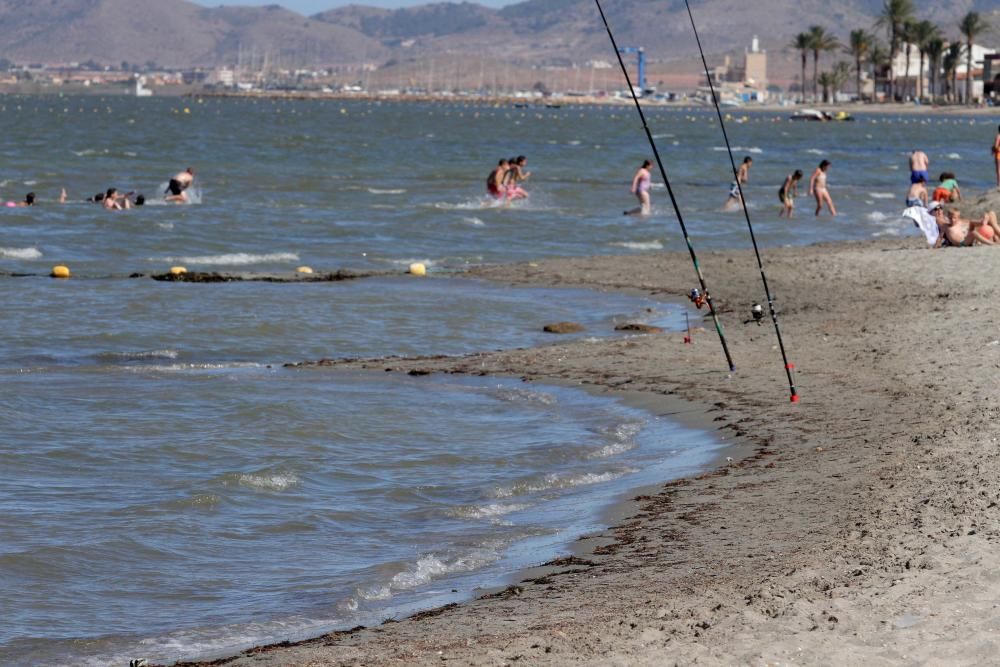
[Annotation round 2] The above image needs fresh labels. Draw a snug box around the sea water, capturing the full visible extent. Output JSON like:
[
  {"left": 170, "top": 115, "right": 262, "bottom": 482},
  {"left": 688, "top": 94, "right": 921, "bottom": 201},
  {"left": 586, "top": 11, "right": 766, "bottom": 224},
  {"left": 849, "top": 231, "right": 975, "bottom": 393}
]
[{"left": 1, "top": 97, "right": 994, "bottom": 665}]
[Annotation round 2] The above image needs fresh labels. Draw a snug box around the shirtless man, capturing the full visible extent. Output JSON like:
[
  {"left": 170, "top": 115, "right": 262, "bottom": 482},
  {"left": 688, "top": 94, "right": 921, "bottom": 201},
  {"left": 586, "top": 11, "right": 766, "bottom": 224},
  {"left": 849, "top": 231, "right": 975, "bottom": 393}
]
[
  {"left": 165, "top": 167, "right": 194, "bottom": 203},
  {"left": 809, "top": 160, "right": 836, "bottom": 216},
  {"left": 486, "top": 159, "right": 508, "bottom": 199},
  {"left": 723, "top": 156, "right": 752, "bottom": 211},
  {"left": 906, "top": 175, "right": 928, "bottom": 208},
  {"left": 937, "top": 207, "right": 970, "bottom": 246},
  {"left": 909, "top": 149, "right": 929, "bottom": 185}
]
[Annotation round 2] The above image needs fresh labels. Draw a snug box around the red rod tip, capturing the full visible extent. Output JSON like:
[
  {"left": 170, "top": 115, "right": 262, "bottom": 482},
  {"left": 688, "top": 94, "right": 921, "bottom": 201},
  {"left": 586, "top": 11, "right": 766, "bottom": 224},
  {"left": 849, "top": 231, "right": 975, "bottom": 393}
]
[{"left": 790, "top": 394, "right": 800, "bottom": 403}]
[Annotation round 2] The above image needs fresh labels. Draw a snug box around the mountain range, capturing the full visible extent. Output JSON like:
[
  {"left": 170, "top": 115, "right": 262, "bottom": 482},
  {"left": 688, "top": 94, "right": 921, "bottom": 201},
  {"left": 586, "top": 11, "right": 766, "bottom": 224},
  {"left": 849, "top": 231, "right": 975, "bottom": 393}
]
[{"left": 1, "top": 0, "right": 996, "bottom": 70}]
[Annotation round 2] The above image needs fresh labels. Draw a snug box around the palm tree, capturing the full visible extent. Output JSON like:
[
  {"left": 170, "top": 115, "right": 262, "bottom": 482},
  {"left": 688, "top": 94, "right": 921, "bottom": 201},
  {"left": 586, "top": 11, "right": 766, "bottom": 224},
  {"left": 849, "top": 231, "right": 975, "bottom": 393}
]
[
  {"left": 912, "top": 21, "right": 941, "bottom": 100},
  {"left": 900, "top": 20, "right": 917, "bottom": 100},
  {"left": 875, "top": 0, "right": 916, "bottom": 101},
  {"left": 925, "top": 36, "right": 945, "bottom": 100},
  {"left": 832, "top": 61, "right": 853, "bottom": 101},
  {"left": 868, "top": 41, "right": 889, "bottom": 100},
  {"left": 809, "top": 26, "right": 840, "bottom": 102},
  {"left": 958, "top": 11, "right": 991, "bottom": 105},
  {"left": 942, "top": 42, "right": 963, "bottom": 102},
  {"left": 817, "top": 71, "right": 837, "bottom": 103},
  {"left": 846, "top": 29, "right": 873, "bottom": 100},
  {"left": 790, "top": 33, "right": 812, "bottom": 102}
]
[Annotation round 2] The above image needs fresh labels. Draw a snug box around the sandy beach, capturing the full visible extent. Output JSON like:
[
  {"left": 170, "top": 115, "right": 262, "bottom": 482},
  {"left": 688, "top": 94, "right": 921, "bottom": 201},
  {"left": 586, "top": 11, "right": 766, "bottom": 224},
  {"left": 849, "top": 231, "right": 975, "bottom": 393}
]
[{"left": 162, "top": 228, "right": 1000, "bottom": 666}]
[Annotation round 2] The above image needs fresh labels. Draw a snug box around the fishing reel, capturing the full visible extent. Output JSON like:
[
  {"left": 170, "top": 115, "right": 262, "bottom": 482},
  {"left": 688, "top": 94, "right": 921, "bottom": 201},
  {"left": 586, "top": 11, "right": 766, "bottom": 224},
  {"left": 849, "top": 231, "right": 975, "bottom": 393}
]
[
  {"left": 751, "top": 303, "right": 764, "bottom": 326},
  {"left": 687, "top": 288, "right": 706, "bottom": 309}
]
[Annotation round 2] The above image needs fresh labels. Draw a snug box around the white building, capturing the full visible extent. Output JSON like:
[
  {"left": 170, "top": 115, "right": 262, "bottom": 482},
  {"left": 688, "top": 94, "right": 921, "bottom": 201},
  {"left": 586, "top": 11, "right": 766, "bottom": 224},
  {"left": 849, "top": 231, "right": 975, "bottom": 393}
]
[{"left": 890, "top": 41, "right": 997, "bottom": 100}]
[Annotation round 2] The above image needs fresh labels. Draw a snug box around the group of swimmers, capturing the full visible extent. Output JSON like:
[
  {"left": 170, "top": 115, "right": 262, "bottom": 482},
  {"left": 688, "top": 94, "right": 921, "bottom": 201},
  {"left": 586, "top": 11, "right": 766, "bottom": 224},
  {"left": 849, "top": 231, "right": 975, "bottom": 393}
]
[
  {"left": 621, "top": 155, "right": 837, "bottom": 220},
  {"left": 4, "top": 168, "right": 195, "bottom": 210},
  {"left": 486, "top": 157, "right": 530, "bottom": 201}
]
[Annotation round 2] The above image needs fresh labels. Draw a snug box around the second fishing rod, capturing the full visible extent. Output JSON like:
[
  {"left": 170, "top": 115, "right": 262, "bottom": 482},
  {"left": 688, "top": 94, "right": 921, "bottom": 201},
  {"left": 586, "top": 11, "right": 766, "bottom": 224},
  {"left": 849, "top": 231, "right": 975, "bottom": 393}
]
[{"left": 593, "top": 0, "right": 736, "bottom": 373}]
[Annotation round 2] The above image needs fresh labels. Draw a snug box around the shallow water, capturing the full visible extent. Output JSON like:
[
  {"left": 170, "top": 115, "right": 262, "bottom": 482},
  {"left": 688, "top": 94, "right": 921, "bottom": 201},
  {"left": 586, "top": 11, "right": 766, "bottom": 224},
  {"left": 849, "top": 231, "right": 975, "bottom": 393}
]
[{"left": 1, "top": 97, "right": 991, "bottom": 665}]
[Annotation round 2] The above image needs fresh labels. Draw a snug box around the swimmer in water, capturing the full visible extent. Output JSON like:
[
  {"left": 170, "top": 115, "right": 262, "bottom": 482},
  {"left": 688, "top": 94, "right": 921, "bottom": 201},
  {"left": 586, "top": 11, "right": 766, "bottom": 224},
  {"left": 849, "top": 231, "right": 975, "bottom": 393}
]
[
  {"left": 624, "top": 159, "right": 652, "bottom": 216},
  {"left": 6, "top": 192, "right": 35, "bottom": 207},
  {"left": 502, "top": 155, "right": 530, "bottom": 201},
  {"left": 778, "top": 170, "right": 803, "bottom": 219},
  {"left": 809, "top": 160, "right": 836, "bottom": 216},
  {"left": 723, "top": 156, "right": 752, "bottom": 211},
  {"left": 165, "top": 167, "right": 194, "bottom": 203},
  {"left": 486, "top": 158, "right": 508, "bottom": 199}
]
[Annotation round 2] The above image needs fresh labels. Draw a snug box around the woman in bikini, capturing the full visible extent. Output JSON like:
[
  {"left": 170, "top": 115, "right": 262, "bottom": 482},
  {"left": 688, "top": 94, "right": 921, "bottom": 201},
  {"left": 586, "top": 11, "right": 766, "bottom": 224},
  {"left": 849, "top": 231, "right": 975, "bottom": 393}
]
[{"left": 809, "top": 160, "right": 836, "bottom": 217}]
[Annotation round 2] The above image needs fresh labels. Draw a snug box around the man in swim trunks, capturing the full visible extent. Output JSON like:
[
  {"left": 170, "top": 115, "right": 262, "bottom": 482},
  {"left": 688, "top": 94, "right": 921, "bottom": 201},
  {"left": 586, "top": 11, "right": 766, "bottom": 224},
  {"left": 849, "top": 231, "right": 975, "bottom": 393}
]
[
  {"left": 165, "top": 167, "right": 194, "bottom": 203},
  {"left": 723, "top": 156, "right": 752, "bottom": 211},
  {"left": 909, "top": 149, "right": 929, "bottom": 185},
  {"left": 486, "top": 159, "right": 508, "bottom": 199},
  {"left": 906, "top": 175, "right": 928, "bottom": 208}
]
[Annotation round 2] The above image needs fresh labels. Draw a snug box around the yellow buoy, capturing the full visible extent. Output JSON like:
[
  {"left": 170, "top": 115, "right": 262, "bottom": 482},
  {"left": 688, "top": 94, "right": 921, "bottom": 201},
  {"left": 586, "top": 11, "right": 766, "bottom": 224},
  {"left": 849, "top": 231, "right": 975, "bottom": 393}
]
[
  {"left": 50, "top": 265, "right": 70, "bottom": 278},
  {"left": 408, "top": 262, "right": 427, "bottom": 277},
  {"left": 169, "top": 266, "right": 187, "bottom": 275},
  {"left": 296, "top": 266, "right": 314, "bottom": 274}
]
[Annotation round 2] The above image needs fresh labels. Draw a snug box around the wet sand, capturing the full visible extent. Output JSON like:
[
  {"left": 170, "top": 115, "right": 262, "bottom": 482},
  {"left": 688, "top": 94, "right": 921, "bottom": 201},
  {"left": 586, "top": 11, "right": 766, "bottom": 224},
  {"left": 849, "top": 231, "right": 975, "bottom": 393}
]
[{"left": 175, "top": 235, "right": 1000, "bottom": 665}]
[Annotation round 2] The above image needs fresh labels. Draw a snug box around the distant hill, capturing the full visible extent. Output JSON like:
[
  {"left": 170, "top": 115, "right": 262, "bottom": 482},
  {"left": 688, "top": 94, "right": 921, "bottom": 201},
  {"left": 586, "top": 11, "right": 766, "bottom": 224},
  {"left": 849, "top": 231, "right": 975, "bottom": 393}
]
[
  {"left": 0, "top": 0, "right": 384, "bottom": 68},
  {"left": 0, "top": 0, "right": 996, "bottom": 73}
]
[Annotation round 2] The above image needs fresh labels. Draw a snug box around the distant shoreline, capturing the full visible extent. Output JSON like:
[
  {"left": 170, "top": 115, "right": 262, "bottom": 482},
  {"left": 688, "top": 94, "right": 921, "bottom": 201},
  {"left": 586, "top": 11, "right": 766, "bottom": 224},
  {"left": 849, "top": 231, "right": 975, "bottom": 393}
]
[{"left": 191, "top": 89, "right": 1000, "bottom": 117}]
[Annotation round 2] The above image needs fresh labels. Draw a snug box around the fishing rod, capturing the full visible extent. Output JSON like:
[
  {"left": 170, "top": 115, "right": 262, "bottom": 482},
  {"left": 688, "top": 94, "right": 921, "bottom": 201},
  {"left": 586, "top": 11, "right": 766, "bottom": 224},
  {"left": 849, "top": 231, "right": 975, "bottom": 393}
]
[
  {"left": 682, "top": 0, "right": 799, "bottom": 402},
  {"left": 593, "top": 0, "right": 736, "bottom": 373}
]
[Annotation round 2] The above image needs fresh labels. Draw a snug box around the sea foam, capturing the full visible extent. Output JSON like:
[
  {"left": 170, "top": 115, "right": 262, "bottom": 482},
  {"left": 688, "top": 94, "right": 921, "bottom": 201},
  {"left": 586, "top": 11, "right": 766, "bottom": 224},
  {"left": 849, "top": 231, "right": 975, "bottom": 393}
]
[
  {"left": 157, "top": 252, "right": 299, "bottom": 266},
  {"left": 0, "top": 246, "right": 42, "bottom": 259}
]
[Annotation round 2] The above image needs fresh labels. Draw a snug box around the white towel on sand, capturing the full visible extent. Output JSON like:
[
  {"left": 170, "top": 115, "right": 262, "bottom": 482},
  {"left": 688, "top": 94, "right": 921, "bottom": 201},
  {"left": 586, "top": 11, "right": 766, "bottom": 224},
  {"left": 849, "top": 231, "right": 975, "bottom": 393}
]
[{"left": 903, "top": 206, "right": 939, "bottom": 245}]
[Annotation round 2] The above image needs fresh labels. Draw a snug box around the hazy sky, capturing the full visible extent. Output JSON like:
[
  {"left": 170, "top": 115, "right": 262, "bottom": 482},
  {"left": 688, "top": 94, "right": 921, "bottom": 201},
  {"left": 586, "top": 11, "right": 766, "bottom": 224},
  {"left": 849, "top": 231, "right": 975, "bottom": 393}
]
[{"left": 193, "top": 0, "right": 518, "bottom": 12}]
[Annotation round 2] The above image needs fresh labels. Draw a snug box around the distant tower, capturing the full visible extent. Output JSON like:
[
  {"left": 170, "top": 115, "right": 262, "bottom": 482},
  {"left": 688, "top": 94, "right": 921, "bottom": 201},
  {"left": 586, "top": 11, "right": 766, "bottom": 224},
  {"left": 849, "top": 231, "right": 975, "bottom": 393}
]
[{"left": 744, "top": 35, "right": 767, "bottom": 86}]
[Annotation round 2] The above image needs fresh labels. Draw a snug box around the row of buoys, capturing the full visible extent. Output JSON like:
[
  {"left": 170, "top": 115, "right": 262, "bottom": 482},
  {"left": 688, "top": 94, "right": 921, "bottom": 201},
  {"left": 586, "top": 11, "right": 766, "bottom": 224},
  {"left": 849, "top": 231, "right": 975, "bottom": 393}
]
[{"left": 45, "top": 264, "right": 428, "bottom": 279}]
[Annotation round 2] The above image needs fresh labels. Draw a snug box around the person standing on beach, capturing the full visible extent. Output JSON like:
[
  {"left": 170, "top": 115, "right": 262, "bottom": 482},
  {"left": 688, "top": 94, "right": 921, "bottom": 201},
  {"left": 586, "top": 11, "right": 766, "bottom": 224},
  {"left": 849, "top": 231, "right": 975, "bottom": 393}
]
[
  {"left": 809, "top": 160, "right": 836, "bottom": 216},
  {"left": 165, "top": 167, "right": 194, "bottom": 203},
  {"left": 723, "top": 156, "right": 752, "bottom": 211},
  {"left": 992, "top": 126, "right": 1000, "bottom": 188},
  {"left": 778, "top": 169, "right": 802, "bottom": 219},
  {"left": 910, "top": 149, "right": 929, "bottom": 185},
  {"left": 624, "top": 159, "right": 652, "bottom": 216}
]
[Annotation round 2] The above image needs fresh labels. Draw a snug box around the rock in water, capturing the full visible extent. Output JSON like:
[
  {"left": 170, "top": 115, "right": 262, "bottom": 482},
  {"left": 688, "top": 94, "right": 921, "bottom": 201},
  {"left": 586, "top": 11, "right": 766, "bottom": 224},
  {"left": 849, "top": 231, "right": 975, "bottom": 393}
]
[
  {"left": 614, "top": 323, "right": 664, "bottom": 333},
  {"left": 543, "top": 322, "right": 585, "bottom": 334}
]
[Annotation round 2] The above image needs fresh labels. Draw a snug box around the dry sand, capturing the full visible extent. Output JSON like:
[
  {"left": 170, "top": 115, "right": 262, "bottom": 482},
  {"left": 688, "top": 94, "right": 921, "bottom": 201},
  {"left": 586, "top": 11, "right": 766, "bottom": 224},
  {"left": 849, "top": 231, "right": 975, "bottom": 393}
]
[{"left": 175, "top": 235, "right": 1000, "bottom": 666}]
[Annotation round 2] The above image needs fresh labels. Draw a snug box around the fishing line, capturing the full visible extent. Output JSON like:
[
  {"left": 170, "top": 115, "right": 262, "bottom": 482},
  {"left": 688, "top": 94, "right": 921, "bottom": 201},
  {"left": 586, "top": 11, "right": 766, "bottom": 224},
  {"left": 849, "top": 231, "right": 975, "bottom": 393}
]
[
  {"left": 682, "top": 0, "right": 799, "bottom": 402},
  {"left": 593, "top": 0, "right": 736, "bottom": 373}
]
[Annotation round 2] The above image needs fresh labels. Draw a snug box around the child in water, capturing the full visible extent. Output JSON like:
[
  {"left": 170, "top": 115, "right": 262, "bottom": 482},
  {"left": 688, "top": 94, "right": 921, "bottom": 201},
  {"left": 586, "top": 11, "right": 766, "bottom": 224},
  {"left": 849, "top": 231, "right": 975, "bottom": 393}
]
[{"left": 778, "top": 170, "right": 802, "bottom": 218}]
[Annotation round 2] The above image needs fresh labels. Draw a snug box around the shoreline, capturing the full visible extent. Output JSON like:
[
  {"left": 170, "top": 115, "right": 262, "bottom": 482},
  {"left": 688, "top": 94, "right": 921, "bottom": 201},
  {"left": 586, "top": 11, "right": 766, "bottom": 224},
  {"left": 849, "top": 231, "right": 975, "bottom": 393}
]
[
  {"left": 166, "top": 234, "right": 1000, "bottom": 665},
  {"left": 191, "top": 89, "right": 1000, "bottom": 117}
]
